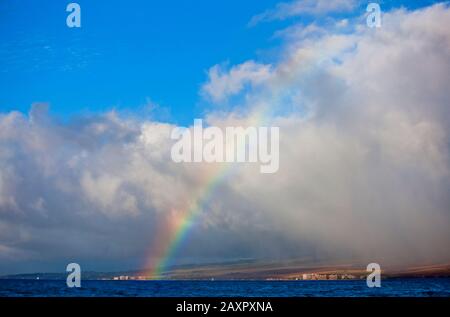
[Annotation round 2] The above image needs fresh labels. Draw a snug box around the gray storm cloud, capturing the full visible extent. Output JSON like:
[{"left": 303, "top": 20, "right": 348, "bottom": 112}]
[{"left": 1, "top": 4, "right": 450, "bottom": 274}]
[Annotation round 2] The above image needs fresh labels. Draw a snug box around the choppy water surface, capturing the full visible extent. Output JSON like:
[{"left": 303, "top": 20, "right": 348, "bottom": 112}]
[{"left": 0, "top": 278, "right": 449, "bottom": 297}]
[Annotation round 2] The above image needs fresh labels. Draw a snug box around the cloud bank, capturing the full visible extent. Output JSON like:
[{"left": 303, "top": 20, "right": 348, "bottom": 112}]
[{"left": 1, "top": 3, "right": 450, "bottom": 274}]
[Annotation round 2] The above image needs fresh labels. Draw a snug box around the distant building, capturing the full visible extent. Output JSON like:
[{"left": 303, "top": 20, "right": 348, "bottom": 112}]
[{"left": 342, "top": 274, "right": 357, "bottom": 280}]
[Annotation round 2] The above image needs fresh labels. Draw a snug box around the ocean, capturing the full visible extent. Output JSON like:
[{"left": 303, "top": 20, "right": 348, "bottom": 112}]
[{"left": 0, "top": 278, "right": 449, "bottom": 297}]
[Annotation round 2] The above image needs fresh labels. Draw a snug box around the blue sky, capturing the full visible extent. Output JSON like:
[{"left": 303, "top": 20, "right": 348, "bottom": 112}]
[{"left": 0, "top": 0, "right": 441, "bottom": 125}]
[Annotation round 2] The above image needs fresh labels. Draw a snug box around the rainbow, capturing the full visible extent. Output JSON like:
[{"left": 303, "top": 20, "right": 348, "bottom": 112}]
[
  {"left": 149, "top": 165, "right": 233, "bottom": 278},
  {"left": 143, "top": 42, "right": 339, "bottom": 278},
  {"left": 145, "top": 104, "right": 275, "bottom": 279}
]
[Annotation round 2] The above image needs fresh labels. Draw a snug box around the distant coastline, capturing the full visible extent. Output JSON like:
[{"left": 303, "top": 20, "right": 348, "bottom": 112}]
[{"left": 2, "top": 260, "right": 449, "bottom": 281}]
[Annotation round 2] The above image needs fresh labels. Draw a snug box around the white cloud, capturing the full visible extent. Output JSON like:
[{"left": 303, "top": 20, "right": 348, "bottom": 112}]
[{"left": 201, "top": 61, "right": 273, "bottom": 103}]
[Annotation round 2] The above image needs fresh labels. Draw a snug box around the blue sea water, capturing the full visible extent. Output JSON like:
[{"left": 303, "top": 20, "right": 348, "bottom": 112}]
[{"left": 0, "top": 278, "right": 449, "bottom": 297}]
